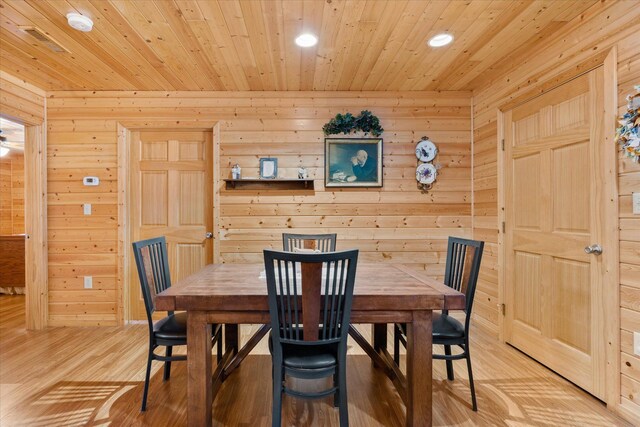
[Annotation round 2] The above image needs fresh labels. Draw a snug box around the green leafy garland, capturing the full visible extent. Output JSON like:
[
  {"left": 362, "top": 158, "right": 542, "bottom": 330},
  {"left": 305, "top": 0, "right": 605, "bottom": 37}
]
[{"left": 322, "top": 110, "right": 384, "bottom": 137}]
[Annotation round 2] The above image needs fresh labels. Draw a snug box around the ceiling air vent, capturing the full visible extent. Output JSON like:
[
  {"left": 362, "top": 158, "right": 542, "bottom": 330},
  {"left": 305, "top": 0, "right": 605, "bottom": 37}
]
[{"left": 20, "top": 26, "right": 69, "bottom": 53}]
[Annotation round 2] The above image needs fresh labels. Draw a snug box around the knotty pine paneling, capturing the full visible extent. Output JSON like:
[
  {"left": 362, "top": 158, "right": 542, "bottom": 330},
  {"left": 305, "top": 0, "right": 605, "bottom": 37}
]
[
  {"left": 470, "top": 1, "right": 640, "bottom": 421},
  {"left": 46, "top": 119, "right": 118, "bottom": 327},
  {"left": 45, "top": 91, "right": 471, "bottom": 326},
  {"left": 0, "top": 150, "right": 24, "bottom": 235},
  {"left": 0, "top": 71, "right": 45, "bottom": 125},
  {"left": 0, "top": 1, "right": 598, "bottom": 92}
]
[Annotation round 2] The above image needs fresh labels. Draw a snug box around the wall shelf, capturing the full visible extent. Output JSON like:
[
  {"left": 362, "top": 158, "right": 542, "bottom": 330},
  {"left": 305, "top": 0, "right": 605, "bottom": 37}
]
[{"left": 223, "top": 178, "right": 314, "bottom": 190}]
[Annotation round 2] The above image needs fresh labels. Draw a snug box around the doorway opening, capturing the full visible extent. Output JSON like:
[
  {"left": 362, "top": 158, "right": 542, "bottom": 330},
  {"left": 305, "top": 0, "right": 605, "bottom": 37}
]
[{"left": 0, "top": 118, "right": 26, "bottom": 326}]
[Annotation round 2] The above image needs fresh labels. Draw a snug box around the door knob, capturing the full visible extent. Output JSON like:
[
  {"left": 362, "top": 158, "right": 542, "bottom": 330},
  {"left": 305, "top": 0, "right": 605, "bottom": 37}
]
[
  {"left": 584, "top": 244, "right": 602, "bottom": 255},
  {"left": 205, "top": 232, "right": 213, "bottom": 239}
]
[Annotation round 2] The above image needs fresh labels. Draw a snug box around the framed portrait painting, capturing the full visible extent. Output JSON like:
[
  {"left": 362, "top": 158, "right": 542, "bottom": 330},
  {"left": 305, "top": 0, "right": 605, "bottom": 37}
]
[{"left": 325, "top": 138, "right": 383, "bottom": 188}]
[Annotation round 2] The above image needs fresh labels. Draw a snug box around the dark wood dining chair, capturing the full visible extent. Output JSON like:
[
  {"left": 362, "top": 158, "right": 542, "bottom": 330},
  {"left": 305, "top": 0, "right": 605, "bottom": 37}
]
[
  {"left": 132, "top": 236, "right": 223, "bottom": 412},
  {"left": 393, "top": 236, "right": 484, "bottom": 411},
  {"left": 229, "top": 233, "right": 340, "bottom": 362},
  {"left": 264, "top": 249, "right": 359, "bottom": 427},
  {"left": 282, "top": 233, "right": 337, "bottom": 252}
]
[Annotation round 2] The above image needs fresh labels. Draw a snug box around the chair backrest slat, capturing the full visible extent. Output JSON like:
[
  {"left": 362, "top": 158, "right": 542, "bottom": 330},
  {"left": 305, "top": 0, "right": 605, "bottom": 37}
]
[
  {"left": 443, "top": 237, "right": 484, "bottom": 322},
  {"left": 133, "top": 237, "right": 172, "bottom": 324},
  {"left": 300, "top": 261, "right": 322, "bottom": 341},
  {"left": 282, "top": 233, "right": 337, "bottom": 253},
  {"left": 264, "top": 249, "right": 358, "bottom": 345}
]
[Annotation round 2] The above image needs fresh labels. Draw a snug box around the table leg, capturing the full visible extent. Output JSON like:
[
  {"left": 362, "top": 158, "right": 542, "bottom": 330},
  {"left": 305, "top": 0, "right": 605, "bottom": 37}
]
[
  {"left": 372, "top": 323, "right": 387, "bottom": 352},
  {"left": 372, "top": 324, "right": 388, "bottom": 368},
  {"left": 225, "top": 324, "right": 239, "bottom": 356},
  {"left": 187, "top": 311, "right": 213, "bottom": 427},
  {"left": 406, "top": 310, "right": 432, "bottom": 427}
]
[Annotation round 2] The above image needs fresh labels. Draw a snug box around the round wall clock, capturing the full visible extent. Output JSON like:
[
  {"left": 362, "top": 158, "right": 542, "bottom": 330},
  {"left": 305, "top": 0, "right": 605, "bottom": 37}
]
[{"left": 415, "top": 137, "right": 437, "bottom": 162}]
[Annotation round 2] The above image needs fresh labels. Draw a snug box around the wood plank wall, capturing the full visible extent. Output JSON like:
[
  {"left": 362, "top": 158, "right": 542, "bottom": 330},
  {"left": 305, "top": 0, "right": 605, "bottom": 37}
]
[
  {"left": 0, "top": 150, "right": 24, "bottom": 235},
  {"left": 0, "top": 71, "right": 45, "bottom": 125},
  {"left": 470, "top": 0, "right": 640, "bottom": 421},
  {"left": 45, "top": 91, "right": 471, "bottom": 326}
]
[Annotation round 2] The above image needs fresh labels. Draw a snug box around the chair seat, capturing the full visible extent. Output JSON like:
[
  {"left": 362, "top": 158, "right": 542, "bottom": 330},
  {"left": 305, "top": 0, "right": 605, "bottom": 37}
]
[
  {"left": 153, "top": 312, "right": 187, "bottom": 340},
  {"left": 432, "top": 313, "right": 465, "bottom": 340},
  {"left": 282, "top": 343, "right": 338, "bottom": 370}
]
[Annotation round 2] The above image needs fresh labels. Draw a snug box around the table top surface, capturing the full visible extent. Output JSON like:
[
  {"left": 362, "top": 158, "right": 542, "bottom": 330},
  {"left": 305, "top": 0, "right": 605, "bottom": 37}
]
[{"left": 155, "top": 263, "right": 465, "bottom": 312}]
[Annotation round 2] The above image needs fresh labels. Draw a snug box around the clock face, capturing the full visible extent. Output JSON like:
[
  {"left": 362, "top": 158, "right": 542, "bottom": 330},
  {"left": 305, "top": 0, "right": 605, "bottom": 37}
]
[
  {"left": 415, "top": 139, "right": 437, "bottom": 162},
  {"left": 416, "top": 163, "right": 437, "bottom": 184}
]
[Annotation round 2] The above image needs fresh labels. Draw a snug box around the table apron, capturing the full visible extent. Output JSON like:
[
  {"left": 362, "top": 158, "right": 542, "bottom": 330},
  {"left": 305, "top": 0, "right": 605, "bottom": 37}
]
[{"left": 191, "top": 310, "right": 417, "bottom": 324}]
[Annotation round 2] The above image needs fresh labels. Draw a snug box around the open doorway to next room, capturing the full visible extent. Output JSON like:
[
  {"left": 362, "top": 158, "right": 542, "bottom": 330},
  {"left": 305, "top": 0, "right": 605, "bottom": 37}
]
[{"left": 0, "top": 117, "right": 26, "bottom": 325}]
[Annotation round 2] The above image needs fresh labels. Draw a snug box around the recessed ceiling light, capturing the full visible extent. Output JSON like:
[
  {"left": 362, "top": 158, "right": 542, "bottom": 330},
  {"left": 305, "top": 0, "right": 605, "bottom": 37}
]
[
  {"left": 0, "top": 147, "right": 9, "bottom": 157},
  {"left": 428, "top": 33, "right": 453, "bottom": 47},
  {"left": 66, "top": 13, "right": 93, "bottom": 32},
  {"left": 295, "top": 33, "right": 318, "bottom": 47}
]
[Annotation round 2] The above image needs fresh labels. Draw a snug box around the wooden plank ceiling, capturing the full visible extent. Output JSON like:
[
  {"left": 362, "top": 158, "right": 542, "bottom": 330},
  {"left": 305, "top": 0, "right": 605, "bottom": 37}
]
[{"left": 0, "top": 0, "right": 598, "bottom": 91}]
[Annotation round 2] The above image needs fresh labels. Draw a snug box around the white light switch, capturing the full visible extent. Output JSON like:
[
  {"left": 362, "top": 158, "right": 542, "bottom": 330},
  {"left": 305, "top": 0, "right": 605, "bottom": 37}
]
[
  {"left": 84, "top": 276, "right": 93, "bottom": 289},
  {"left": 635, "top": 332, "right": 640, "bottom": 356},
  {"left": 83, "top": 203, "right": 91, "bottom": 215},
  {"left": 633, "top": 193, "right": 640, "bottom": 215}
]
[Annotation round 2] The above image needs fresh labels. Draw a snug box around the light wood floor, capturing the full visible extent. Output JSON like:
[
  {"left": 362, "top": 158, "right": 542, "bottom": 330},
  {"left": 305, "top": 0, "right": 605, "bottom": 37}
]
[{"left": 0, "top": 295, "right": 629, "bottom": 426}]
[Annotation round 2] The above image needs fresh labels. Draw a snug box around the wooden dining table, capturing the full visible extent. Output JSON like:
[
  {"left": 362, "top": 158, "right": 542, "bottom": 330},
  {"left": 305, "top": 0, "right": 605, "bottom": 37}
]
[{"left": 155, "top": 262, "right": 464, "bottom": 427}]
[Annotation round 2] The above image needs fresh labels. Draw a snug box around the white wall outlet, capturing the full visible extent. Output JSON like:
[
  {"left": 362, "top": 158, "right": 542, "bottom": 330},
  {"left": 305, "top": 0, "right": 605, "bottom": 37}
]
[
  {"left": 634, "top": 332, "right": 640, "bottom": 356},
  {"left": 633, "top": 192, "right": 640, "bottom": 215},
  {"left": 83, "top": 276, "right": 93, "bottom": 289},
  {"left": 83, "top": 203, "right": 91, "bottom": 215}
]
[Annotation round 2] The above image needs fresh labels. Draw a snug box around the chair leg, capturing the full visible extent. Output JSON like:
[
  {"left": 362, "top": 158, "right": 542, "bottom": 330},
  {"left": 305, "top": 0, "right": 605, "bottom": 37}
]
[
  {"left": 141, "top": 346, "right": 154, "bottom": 412},
  {"left": 272, "top": 363, "right": 283, "bottom": 427},
  {"left": 338, "top": 358, "right": 349, "bottom": 427},
  {"left": 465, "top": 347, "right": 478, "bottom": 411},
  {"left": 163, "top": 346, "right": 172, "bottom": 381},
  {"left": 216, "top": 328, "right": 223, "bottom": 363},
  {"left": 393, "top": 325, "right": 400, "bottom": 366},
  {"left": 333, "top": 371, "right": 339, "bottom": 407},
  {"left": 444, "top": 345, "right": 454, "bottom": 381}
]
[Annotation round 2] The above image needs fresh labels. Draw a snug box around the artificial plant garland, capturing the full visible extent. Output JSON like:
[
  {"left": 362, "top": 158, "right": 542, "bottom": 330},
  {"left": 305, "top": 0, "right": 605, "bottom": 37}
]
[{"left": 323, "top": 110, "right": 384, "bottom": 137}]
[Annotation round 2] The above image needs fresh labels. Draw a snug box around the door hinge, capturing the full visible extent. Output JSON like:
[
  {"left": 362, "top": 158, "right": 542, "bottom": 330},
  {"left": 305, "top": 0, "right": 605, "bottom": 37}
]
[
  {"left": 499, "top": 303, "right": 506, "bottom": 316},
  {"left": 502, "top": 221, "right": 506, "bottom": 233},
  {"left": 501, "top": 139, "right": 505, "bottom": 151}
]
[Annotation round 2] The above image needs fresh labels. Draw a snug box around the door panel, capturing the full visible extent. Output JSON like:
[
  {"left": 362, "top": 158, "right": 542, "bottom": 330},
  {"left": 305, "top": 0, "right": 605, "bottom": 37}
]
[
  {"left": 504, "top": 69, "right": 605, "bottom": 399},
  {"left": 552, "top": 142, "right": 590, "bottom": 233},
  {"left": 513, "top": 251, "right": 542, "bottom": 330},
  {"left": 141, "top": 172, "right": 168, "bottom": 225},
  {"left": 513, "top": 154, "right": 541, "bottom": 230},
  {"left": 175, "top": 243, "right": 206, "bottom": 281},
  {"left": 179, "top": 172, "right": 205, "bottom": 225},
  {"left": 551, "top": 257, "right": 591, "bottom": 353},
  {"left": 130, "top": 129, "right": 213, "bottom": 320},
  {"left": 513, "top": 113, "right": 539, "bottom": 146}
]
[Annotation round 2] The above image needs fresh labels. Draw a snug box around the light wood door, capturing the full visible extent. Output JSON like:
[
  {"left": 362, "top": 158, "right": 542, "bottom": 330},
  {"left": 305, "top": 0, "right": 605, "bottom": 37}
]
[
  {"left": 129, "top": 130, "right": 213, "bottom": 320},
  {"left": 503, "top": 69, "right": 606, "bottom": 399}
]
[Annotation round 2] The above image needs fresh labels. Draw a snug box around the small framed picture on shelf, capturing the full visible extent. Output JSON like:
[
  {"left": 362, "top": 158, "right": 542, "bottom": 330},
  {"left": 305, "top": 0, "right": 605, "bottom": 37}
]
[{"left": 260, "top": 157, "right": 278, "bottom": 179}]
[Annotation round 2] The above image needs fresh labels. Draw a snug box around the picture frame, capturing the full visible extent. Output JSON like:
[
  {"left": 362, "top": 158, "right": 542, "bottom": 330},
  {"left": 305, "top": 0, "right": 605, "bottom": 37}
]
[
  {"left": 259, "top": 157, "right": 278, "bottom": 179},
  {"left": 325, "top": 138, "right": 383, "bottom": 188}
]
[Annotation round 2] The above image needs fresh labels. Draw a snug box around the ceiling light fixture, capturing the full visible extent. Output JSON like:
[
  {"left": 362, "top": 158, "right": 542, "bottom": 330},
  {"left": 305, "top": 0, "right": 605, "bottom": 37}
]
[
  {"left": 0, "top": 147, "right": 9, "bottom": 157},
  {"left": 66, "top": 13, "right": 93, "bottom": 32},
  {"left": 295, "top": 33, "right": 318, "bottom": 47},
  {"left": 428, "top": 33, "right": 453, "bottom": 47}
]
